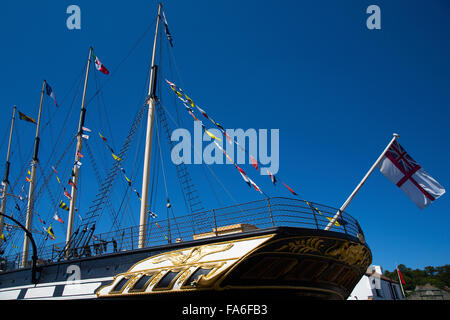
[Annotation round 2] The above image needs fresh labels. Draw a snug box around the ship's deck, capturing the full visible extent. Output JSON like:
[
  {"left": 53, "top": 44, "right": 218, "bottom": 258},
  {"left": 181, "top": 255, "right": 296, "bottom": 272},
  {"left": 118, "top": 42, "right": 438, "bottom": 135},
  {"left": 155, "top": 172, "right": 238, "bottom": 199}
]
[{"left": 0, "top": 197, "right": 365, "bottom": 272}]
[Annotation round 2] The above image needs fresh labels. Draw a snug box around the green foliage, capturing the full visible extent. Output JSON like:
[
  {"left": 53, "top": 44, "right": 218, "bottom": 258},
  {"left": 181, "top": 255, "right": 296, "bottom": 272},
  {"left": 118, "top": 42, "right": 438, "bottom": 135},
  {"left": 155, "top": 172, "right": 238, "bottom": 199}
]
[{"left": 384, "top": 264, "right": 450, "bottom": 292}]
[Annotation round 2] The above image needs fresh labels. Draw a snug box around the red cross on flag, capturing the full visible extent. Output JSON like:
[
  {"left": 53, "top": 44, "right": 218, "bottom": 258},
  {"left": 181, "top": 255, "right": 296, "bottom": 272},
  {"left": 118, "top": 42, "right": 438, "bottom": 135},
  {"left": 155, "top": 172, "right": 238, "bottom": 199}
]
[{"left": 377, "top": 140, "right": 445, "bottom": 209}]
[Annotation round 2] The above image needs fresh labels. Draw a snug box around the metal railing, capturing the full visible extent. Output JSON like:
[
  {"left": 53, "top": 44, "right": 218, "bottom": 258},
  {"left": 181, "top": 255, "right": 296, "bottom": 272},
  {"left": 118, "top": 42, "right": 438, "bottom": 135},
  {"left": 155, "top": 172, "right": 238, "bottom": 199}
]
[{"left": 0, "top": 197, "right": 364, "bottom": 271}]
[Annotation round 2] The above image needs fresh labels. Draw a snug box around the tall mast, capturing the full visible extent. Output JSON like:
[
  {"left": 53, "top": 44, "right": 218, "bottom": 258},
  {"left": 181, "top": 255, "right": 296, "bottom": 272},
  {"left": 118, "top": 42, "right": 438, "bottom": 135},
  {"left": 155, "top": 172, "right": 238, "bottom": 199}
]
[
  {"left": 21, "top": 81, "right": 46, "bottom": 268},
  {"left": 138, "top": 2, "right": 162, "bottom": 248},
  {"left": 66, "top": 47, "right": 93, "bottom": 251},
  {"left": 0, "top": 106, "right": 17, "bottom": 246}
]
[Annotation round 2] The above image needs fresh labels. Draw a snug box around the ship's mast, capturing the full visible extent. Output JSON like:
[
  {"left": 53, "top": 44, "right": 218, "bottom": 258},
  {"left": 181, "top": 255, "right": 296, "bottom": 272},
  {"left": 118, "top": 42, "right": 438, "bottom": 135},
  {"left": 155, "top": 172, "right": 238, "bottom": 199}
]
[
  {"left": 138, "top": 2, "right": 162, "bottom": 248},
  {"left": 66, "top": 47, "right": 93, "bottom": 252},
  {"left": 0, "top": 106, "right": 16, "bottom": 247},
  {"left": 21, "top": 81, "right": 46, "bottom": 268}
]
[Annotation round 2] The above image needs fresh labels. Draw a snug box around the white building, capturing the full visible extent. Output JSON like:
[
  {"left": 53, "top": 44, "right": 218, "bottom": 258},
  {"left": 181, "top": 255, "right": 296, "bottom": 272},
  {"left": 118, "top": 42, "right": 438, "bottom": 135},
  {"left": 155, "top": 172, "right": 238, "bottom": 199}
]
[{"left": 348, "top": 265, "right": 404, "bottom": 300}]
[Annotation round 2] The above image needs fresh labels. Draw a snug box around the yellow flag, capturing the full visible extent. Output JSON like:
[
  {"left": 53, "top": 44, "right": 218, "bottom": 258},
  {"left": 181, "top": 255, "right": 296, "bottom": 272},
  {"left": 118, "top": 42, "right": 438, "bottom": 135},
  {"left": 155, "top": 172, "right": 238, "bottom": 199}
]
[
  {"left": 47, "top": 226, "right": 55, "bottom": 239},
  {"left": 325, "top": 216, "right": 340, "bottom": 227},
  {"left": 205, "top": 129, "right": 222, "bottom": 141},
  {"left": 112, "top": 153, "right": 122, "bottom": 161},
  {"left": 184, "top": 94, "right": 195, "bottom": 108}
]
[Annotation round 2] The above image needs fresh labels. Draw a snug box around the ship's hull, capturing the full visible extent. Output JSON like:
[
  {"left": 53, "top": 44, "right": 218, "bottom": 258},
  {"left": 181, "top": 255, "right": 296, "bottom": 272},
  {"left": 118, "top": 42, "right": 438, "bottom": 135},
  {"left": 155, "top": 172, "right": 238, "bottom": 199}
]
[{"left": 0, "top": 226, "right": 371, "bottom": 300}]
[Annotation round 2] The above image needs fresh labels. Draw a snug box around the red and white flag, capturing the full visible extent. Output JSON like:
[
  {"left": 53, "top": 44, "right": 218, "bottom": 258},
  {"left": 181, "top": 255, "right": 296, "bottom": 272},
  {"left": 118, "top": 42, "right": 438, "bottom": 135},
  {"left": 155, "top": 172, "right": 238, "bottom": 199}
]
[
  {"left": 93, "top": 54, "right": 110, "bottom": 75},
  {"left": 397, "top": 266, "right": 406, "bottom": 285},
  {"left": 377, "top": 140, "right": 445, "bottom": 209},
  {"left": 53, "top": 213, "right": 64, "bottom": 224}
]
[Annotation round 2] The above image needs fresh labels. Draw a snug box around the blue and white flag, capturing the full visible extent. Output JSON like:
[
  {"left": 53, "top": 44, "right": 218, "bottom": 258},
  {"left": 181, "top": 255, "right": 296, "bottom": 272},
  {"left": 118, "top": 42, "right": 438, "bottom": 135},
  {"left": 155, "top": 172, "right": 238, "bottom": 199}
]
[
  {"left": 162, "top": 10, "right": 173, "bottom": 47},
  {"left": 45, "top": 82, "right": 58, "bottom": 107}
]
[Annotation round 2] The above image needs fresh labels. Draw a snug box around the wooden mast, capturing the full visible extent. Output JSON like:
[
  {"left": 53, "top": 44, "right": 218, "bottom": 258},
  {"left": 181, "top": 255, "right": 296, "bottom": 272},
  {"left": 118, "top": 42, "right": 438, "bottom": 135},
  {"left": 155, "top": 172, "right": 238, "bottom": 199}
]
[
  {"left": 138, "top": 2, "right": 162, "bottom": 248},
  {"left": 66, "top": 47, "right": 93, "bottom": 253},
  {"left": 0, "top": 106, "right": 16, "bottom": 246},
  {"left": 21, "top": 81, "right": 46, "bottom": 268}
]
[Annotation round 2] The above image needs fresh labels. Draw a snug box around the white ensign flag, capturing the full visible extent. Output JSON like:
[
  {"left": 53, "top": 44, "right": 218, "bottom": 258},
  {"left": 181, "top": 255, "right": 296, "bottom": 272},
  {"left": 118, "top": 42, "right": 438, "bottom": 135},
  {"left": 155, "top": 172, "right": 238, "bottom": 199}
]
[{"left": 377, "top": 140, "right": 445, "bottom": 209}]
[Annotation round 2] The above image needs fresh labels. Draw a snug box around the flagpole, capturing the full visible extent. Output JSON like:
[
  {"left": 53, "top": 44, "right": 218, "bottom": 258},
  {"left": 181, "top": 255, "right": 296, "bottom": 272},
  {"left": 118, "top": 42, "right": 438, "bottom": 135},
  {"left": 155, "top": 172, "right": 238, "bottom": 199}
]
[
  {"left": 0, "top": 106, "right": 16, "bottom": 246},
  {"left": 324, "top": 133, "right": 400, "bottom": 231},
  {"left": 138, "top": 2, "right": 162, "bottom": 249},
  {"left": 22, "top": 81, "right": 46, "bottom": 268},
  {"left": 66, "top": 47, "right": 93, "bottom": 254}
]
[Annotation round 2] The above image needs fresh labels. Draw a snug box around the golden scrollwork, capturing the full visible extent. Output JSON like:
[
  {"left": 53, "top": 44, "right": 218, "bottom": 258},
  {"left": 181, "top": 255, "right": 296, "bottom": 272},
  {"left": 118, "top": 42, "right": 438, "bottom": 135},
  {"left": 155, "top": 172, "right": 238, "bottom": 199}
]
[
  {"left": 325, "top": 242, "right": 371, "bottom": 268},
  {"left": 272, "top": 236, "right": 371, "bottom": 270},
  {"left": 274, "top": 237, "right": 325, "bottom": 254},
  {"left": 152, "top": 243, "right": 234, "bottom": 266},
  {"left": 125, "top": 273, "right": 143, "bottom": 290},
  {"left": 177, "top": 268, "right": 193, "bottom": 285}
]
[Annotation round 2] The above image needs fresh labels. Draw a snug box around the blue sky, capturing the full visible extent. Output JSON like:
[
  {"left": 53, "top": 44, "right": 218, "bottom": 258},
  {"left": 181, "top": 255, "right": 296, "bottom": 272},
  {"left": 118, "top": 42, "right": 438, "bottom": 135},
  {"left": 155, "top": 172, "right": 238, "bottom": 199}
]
[{"left": 0, "top": 0, "right": 449, "bottom": 272}]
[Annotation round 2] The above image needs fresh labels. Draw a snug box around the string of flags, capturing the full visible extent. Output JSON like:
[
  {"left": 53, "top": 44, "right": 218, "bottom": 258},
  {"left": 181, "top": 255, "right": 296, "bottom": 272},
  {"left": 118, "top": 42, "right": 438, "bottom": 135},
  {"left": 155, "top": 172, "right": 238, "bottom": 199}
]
[
  {"left": 97, "top": 132, "right": 161, "bottom": 219},
  {"left": 165, "top": 79, "right": 299, "bottom": 197},
  {"left": 97, "top": 131, "right": 170, "bottom": 239},
  {"left": 305, "top": 201, "right": 345, "bottom": 227},
  {"left": 98, "top": 133, "right": 123, "bottom": 162},
  {"left": 51, "top": 165, "right": 74, "bottom": 201}
]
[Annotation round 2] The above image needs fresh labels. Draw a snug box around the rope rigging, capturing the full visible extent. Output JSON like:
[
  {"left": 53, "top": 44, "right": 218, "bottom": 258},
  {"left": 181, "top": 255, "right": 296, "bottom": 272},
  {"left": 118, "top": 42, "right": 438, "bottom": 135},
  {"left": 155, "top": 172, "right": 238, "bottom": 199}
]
[{"left": 0, "top": 4, "right": 294, "bottom": 262}]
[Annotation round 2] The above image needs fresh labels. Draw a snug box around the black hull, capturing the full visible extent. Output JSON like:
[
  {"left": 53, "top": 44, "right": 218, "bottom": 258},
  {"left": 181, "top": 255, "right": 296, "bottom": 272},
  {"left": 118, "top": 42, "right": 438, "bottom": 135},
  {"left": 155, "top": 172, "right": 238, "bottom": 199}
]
[{"left": 0, "top": 226, "right": 371, "bottom": 300}]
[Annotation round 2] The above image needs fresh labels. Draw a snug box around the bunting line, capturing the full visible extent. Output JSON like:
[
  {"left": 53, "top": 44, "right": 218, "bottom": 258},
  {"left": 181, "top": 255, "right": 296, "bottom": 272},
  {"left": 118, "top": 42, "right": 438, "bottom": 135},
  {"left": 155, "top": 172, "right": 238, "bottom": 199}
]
[
  {"left": 165, "top": 79, "right": 301, "bottom": 197},
  {"left": 305, "top": 200, "right": 345, "bottom": 227},
  {"left": 97, "top": 131, "right": 162, "bottom": 233}
]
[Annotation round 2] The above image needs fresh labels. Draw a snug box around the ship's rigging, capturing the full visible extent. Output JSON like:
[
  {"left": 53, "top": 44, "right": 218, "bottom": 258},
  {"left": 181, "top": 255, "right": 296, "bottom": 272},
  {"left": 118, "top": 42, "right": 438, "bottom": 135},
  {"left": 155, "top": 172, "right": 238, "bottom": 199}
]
[
  {"left": 0, "top": 5, "right": 223, "bottom": 265},
  {"left": 0, "top": 3, "right": 302, "bottom": 267}
]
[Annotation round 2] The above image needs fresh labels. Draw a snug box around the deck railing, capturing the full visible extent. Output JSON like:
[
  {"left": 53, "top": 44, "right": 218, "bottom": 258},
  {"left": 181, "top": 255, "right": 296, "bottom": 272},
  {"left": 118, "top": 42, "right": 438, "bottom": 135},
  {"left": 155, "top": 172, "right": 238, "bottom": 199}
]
[{"left": 0, "top": 197, "right": 365, "bottom": 271}]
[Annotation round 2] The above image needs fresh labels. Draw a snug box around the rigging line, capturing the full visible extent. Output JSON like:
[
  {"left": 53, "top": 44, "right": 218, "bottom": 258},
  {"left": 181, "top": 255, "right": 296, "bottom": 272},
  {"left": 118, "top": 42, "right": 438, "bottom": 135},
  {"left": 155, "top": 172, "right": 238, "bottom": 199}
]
[
  {"left": 36, "top": 162, "right": 58, "bottom": 221},
  {"left": 84, "top": 18, "right": 158, "bottom": 109},
  {"left": 12, "top": 123, "right": 27, "bottom": 178},
  {"left": 33, "top": 140, "right": 76, "bottom": 250},
  {"left": 149, "top": 124, "right": 160, "bottom": 213},
  {"left": 2, "top": 182, "right": 31, "bottom": 255},
  {"left": 92, "top": 69, "right": 111, "bottom": 169},
  {"left": 155, "top": 103, "right": 183, "bottom": 241},
  {"left": 93, "top": 61, "right": 116, "bottom": 150},
  {"left": 113, "top": 129, "right": 144, "bottom": 231},
  {"left": 118, "top": 53, "right": 154, "bottom": 229},
  {"left": 165, "top": 37, "right": 181, "bottom": 127},
  {"left": 200, "top": 164, "right": 225, "bottom": 207},
  {"left": 40, "top": 64, "right": 85, "bottom": 183},
  {"left": 84, "top": 140, "right": 121, "bottom": 233},
  {"left": 155, "top": 103, "right": 192, "bottom": 217},
  {"left": 40, "top": 63, "right": 86, "bottom": 140},
  {"left": 121, "top": 108, "right": 147, "bottom": 228},
  {"left": 154, "top": 104, "right": 170, "bottom": 203},
  {"left": 0, "top": 124, "right": 9, "bottom": 156},
  {"left": 166, "top": 34, "right": 187, "bottom": 91},
  {"left": 114, "top": 58, "right": 153, "bottom": 230},
  {"left": 46, "top": 103, "right": 56, "bottom": 157},
  {"left": 169, "top": 205, "right": 181, "bottom": 240},
  {"left": 168, "top": 82, "right": 277, "bottom": 200},
  {"left": 33, "top": 135, "right": 77, "bottom": 204},
  {"left": 72, "top": 95, "right": 149, "bottom": 243},
  {"left": 160, "top": 60, "right": 222, "bottom": 209},
  {"left": 111, "top": 184, "right": 131, "bottom": 233},
  {"left": 158, "top": 100, "right": 242, "bottom": 208}
]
